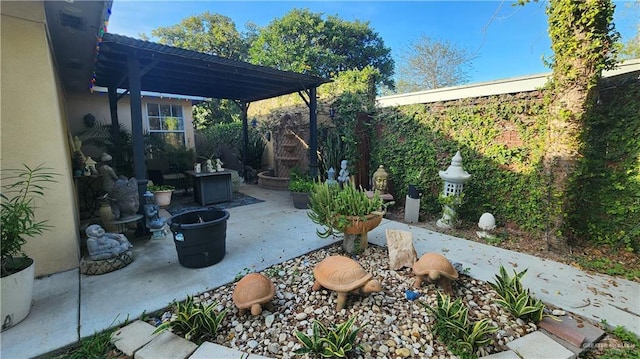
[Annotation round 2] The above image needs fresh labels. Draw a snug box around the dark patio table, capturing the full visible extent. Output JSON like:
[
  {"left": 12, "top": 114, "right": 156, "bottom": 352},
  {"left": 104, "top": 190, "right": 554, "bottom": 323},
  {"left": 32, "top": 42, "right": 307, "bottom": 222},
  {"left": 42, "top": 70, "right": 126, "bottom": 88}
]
[{"left": 185, "top": 170, "right": 232, "bottom": 205}]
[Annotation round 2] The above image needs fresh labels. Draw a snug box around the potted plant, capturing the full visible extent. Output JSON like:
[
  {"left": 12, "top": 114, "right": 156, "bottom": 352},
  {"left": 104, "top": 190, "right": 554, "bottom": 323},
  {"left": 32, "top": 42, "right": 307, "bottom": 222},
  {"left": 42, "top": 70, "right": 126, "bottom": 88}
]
[
  {"left": 308, "top": 181, "right": 387, "bottom": 254},
  {"left": 1, "top": 164, "right": 57, "bottom": 330},
  {"left": 288, "top": 169, "right": 315, "bottom": 209},
  {"left": 405, "top": 169, "right": 424, "bottom": 199},
  {"left": 147, "top": 184, "right": 175, "bottom": 208}
]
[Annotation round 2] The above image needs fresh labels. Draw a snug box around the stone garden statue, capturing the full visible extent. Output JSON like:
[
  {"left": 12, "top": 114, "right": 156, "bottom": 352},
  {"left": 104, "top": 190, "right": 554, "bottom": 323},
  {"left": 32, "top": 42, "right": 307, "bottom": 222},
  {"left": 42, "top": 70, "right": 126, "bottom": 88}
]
[
  {"left": 107, "top": 177, "right": 140, "bottom": 219},
  {"left": 338, "top": 160, "right": 350, "bottom": 185},
  {"left": 143, "top": 191, "right": 167, "bottom": 230},
  {"left": 373, "top": 165, "right": 389, "bottom": 194},
  {"left": 205, "top": 159, "right": 214, "bottom": 173},
  {"left": 85, "top": 224, "right": 132, "bottom": 260},
  {"left": 99, "top": 153, "right": 124, "bottom": 193},
  {"left": 216, "top": 158, "right": 224, "bottom": 172},
  {"left": 326, "top": 167, "right": 337, "bottom": 186}
]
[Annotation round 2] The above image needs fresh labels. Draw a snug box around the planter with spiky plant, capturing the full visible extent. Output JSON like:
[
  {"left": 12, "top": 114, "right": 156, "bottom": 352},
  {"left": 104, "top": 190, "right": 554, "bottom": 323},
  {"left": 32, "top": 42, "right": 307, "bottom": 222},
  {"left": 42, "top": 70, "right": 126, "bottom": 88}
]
[
  {"left": 308, "top": 181, "right": 386, "bottom": 254},
  {"left": 1, "top": 164, "right": 57, "bottom": 331}
]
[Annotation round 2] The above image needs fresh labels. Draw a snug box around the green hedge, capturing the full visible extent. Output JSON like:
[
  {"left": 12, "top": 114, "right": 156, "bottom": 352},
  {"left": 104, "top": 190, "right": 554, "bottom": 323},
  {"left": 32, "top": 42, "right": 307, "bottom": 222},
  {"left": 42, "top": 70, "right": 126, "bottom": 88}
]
[{"left": 332, "top": 79, "right": 638, "bottom": 250}]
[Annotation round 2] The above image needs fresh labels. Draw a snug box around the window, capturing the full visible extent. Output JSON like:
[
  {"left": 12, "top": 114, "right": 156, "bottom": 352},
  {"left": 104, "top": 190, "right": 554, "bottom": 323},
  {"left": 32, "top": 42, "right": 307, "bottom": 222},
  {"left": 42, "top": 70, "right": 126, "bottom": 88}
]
[{"left": 146, "top": 103, "right": 185, "bottom": 148}]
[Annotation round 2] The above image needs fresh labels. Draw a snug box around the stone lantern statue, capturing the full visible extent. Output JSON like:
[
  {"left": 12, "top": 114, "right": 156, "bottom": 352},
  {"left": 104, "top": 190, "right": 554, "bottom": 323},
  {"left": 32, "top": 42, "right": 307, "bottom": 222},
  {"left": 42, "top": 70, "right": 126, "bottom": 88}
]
[
  {"left": 85, "top": 156, "right": 98, "bottom": 175},
  {"left": 436, "top": 151, "right": 471, "bottom": 229}
]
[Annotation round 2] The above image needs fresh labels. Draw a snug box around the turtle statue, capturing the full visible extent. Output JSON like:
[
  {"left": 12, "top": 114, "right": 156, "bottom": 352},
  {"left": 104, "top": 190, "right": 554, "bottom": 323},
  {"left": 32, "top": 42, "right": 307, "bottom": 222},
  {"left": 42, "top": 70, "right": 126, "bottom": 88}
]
[
  {"left": 312, "top": 255, "right": 382, "bottom": 311},
  {"left": 412, "top": 253, "right": 459, "bottom": 295},
  {"left": 232, "top": 273, "right": 275, "bottom": 316}
]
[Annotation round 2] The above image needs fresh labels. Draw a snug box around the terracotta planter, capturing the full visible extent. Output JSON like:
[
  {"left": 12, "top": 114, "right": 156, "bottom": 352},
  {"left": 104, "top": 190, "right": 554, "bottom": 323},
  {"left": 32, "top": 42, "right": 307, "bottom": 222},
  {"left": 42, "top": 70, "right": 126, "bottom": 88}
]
[
  {"left": 341, "top": 213, "right": 383, "bottom": 235},
  {"left": 153, "top": 190, "right": 173, "bottom": 208}
]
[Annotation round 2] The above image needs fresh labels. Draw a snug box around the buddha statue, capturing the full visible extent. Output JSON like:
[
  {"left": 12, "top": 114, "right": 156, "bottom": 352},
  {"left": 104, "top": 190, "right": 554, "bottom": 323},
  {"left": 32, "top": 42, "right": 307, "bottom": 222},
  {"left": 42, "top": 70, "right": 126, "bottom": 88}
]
[
  {"left": 373, "top": 165, "right": 389, "bottom": 194},
  {"left": 107, "top": 177, "right": 140, "bottom": 219},
  {"left": 143, "top": 191, "right": 167, "bottom": 230},
  {"left": 85, "top": 224, "right": 132, "bottom": 260}
]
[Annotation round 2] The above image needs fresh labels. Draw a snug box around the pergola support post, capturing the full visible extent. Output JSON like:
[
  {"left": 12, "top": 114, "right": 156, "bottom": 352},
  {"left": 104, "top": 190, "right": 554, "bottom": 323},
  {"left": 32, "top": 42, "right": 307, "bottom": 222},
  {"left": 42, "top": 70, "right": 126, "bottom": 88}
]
[
  {"left": 107, "top": 86, "right": 122, "bottom": 168},
  {"left": 309, "top": 87, "right": 319, "bottom": 178},
  {"left": 126, "top": 51, "right": 149, "bottom": 210},
  {"left": 239, "top": 101, "right": 250, "bottom": 180}
]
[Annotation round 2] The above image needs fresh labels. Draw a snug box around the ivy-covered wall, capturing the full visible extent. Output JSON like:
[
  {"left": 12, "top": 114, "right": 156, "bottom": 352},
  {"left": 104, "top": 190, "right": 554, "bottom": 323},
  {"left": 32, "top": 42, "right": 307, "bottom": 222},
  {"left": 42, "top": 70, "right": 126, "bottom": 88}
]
[
  {"left": 572, "top": 78, "right": 640, "bottom": 250},
  {"left": 367, "top": 75, "right": 639, "bottom": 249}
]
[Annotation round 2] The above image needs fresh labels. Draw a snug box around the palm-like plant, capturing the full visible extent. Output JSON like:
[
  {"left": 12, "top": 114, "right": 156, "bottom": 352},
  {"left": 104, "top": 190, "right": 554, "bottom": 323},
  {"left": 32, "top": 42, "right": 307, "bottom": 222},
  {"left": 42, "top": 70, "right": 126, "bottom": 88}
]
[{"left": 1, "top": 164, "right": 57, "bottom": 277}]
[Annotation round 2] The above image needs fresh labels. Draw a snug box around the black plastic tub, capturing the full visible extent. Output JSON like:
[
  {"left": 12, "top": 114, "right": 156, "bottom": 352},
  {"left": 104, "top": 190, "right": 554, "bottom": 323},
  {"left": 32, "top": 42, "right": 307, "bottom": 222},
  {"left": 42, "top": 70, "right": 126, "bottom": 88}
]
[{"left": 168, "top": 209, "right": 230, "bottom": 268}]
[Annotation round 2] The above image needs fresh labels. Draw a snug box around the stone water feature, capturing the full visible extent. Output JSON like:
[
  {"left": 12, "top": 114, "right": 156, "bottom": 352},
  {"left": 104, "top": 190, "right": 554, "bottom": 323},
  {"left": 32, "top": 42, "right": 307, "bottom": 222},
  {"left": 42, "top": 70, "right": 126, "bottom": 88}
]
[{"left": 258, "top": 113, "right": 309, "bottom": 190}]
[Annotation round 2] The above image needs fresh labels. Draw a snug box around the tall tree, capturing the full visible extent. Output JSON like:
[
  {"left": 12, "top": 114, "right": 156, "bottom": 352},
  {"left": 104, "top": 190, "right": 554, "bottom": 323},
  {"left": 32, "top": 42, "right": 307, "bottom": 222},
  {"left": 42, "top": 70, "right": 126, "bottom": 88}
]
[
  {"left": 150, "top": 12, "right": 251, "bottom": 129},
  {"left": 541, "top": 0, "right": 619, "bottom": 252},
  {"left": 617, "top": 0, "right": 640, "bottom": 59},
  {"left": 151, "top": 12, "right": 248, "bottom": 60},
  {"left": 396, "top": 36, "right": 476, "bottom": 92},
  {"left": 192, "top": 99, "right": 241, "bottom": 129},
  {"left": 248, "top": 8, "right": 395, "bottom": 89}
]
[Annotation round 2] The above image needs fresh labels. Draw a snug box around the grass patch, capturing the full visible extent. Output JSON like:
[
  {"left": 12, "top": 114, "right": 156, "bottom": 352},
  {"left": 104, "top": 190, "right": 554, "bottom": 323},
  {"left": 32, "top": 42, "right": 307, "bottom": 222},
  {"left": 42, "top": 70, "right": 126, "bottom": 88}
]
[
  {"left": 41, "top": 328, "right": 123, "bottom": 359},
  {"left": 598, "top": 325, "right": 640, "bottom": 359},
  {"left": 574, "top": 257, "right": 640, "bottom": 281}
]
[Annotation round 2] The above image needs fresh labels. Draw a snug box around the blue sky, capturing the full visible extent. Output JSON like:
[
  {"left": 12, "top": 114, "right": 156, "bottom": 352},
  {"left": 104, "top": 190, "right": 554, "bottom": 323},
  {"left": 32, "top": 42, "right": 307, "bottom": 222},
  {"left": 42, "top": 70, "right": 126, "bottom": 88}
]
[{"left": 108, "top": 1, "right": 638, "bottom": 84}]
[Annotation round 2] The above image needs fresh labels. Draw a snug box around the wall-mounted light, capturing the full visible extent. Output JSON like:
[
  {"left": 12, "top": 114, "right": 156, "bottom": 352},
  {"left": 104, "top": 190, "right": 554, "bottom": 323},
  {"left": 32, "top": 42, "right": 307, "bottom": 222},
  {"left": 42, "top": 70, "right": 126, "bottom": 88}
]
[{"left": 329, "top": 104, "right": 336, "bottom": 120}]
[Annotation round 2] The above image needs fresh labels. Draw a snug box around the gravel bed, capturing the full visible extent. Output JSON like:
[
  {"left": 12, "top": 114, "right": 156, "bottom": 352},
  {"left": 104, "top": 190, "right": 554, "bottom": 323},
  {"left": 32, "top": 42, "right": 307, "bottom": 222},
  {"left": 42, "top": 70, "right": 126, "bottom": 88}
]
[{"left": 154, "top": 243, "right": 537, "bottom": 358}]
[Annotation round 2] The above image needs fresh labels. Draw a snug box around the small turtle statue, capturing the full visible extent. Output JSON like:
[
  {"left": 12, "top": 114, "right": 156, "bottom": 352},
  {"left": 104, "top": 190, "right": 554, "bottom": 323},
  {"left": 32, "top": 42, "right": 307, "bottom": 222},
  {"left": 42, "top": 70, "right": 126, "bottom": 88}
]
[
  {"left": 232, "top": 273, "right": 275, "bottom": 316},
  {"left": 312, "top": 255, "right": 382, "bottom": 311},
  {"left": 412, "top": 253, "right": 459, "bottom": 295}
]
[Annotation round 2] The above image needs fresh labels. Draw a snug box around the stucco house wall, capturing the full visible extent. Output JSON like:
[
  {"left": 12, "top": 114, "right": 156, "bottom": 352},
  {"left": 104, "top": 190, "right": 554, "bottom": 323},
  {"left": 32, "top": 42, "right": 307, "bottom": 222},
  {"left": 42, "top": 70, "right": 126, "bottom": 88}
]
[
  {"left": 66, "top": 93, "right": 197, "bottom": 160},
  {"left": 1, "top": 1, "right": 81, "bottom": 276}
]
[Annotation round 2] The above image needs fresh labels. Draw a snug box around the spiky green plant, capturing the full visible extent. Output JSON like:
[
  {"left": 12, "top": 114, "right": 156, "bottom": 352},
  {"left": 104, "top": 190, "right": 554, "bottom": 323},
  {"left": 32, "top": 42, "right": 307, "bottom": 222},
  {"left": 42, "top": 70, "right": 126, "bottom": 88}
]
[
  {"left": 294, "top": 316, "right": 365, "bottom": 358},
  {"left": 294, "top": 320, "right": 328, "bottom": 357},
  {"left": 153, "top": 296, "right": 227, "bottom": 344},
  {"left": 489, "top": 265, "right": 545, "bottom": 322},
  {"left": 423, "top": 292, "right": 497, "bottom": 358},
  {"left": 307, "top": 181, "right": 386, "bottom": 238}
]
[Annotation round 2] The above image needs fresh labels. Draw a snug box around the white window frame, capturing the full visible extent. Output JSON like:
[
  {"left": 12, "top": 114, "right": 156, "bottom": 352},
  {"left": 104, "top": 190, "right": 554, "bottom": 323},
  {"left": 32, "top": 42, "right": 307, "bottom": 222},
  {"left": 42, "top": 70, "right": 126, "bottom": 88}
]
[{"left": 146, "top": 103, "right": 186, "bottom": 147}]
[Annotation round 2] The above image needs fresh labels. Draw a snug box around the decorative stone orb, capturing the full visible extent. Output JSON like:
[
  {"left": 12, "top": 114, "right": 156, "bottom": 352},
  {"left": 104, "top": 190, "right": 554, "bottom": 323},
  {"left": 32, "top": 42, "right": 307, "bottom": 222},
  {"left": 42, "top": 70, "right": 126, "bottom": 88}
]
[
  {"left": 478, "top": 213, "right": 496, "bottom": 231},
  {"left": 477, "top": 212, "right": 496, "bottom": 240}
]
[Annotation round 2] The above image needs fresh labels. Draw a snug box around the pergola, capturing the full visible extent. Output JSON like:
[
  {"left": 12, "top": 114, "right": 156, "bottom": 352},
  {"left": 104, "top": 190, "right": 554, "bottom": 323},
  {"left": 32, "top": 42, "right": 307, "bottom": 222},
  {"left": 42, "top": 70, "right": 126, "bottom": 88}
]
[{"left": 93, "top": 32, "right": 330, "bottom": 197}]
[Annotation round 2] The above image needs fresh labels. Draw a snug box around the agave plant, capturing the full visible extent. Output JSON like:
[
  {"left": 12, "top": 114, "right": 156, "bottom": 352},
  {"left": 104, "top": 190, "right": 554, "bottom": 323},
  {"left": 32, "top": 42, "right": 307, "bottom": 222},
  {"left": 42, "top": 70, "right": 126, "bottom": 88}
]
[
  {"left": 423, "top": 292, "right": 497, "bottom": 357},
  {"left": 294, "top": 316, "right": 365, "bottom": 358},
  {"left": 489, "top": 265, "right": 545, "bottom": 322},
  {"left": 153, "top": 296, "right": 227, "bottom": 344}
]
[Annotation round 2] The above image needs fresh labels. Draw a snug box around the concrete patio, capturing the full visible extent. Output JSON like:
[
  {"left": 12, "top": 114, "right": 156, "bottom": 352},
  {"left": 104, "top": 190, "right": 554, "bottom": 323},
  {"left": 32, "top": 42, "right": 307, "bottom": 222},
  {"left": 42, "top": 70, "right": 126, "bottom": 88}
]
[{"left": 1, "top": 184, "right": 638, "bottom": 358}]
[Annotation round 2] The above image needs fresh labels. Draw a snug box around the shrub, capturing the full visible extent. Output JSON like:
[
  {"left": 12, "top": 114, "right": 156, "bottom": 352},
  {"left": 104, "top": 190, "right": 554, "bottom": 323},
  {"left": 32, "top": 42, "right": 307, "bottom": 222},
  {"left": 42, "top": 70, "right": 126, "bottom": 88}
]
[
  {"left": 294, "top": 316, "right": 364, "bottom": 358},
  {"left": 489, "top": 265, "right": 545, "bottom": 322},
  {"left": 153, "top": 296, "right": 227, "bottom": 344},
  {"left": 1, "top": 164, "right": 58, "bottom": 276},
  {"left": 423, "top": 292, "right": 497, "bottom": 358}
]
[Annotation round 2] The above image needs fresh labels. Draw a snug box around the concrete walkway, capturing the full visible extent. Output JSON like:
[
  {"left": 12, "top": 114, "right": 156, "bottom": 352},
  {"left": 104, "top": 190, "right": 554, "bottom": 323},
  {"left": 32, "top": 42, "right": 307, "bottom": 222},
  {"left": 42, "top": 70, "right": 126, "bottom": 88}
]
[{"left": 1, "top": 184, "right": 638, "bottom": 358}]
